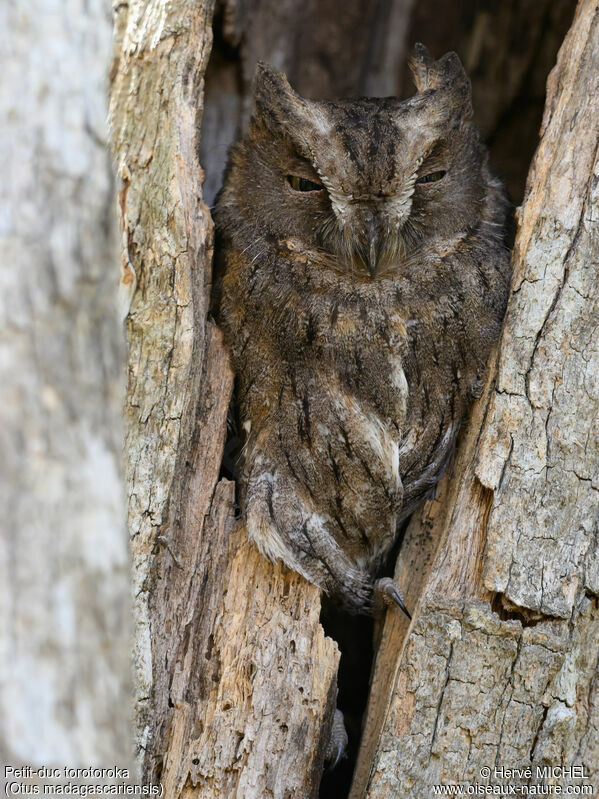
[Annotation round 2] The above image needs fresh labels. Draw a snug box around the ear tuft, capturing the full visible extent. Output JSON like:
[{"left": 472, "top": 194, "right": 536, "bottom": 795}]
[
  {"left": 252, "top": 61, "right": 305, "bottom": 122},
  {"left": 408, "top": 43, "right": 434, "bottom": 92},
  {"left": 254, "top": 61, "right": 292, "bottom": 97},
  {"left": 434, "top": 52, "right": 468, "bottom": 90},
  {"left": 408, "top": 44, "right": 472, "bottom": 120}
]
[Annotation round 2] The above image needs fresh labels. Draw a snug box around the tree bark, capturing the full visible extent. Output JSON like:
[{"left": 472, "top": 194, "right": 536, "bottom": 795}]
[
  {"left": 352, "top": 0, "right": 599, "bottom": 794},
  {"left": 0, "top": 0, "right": 131, "bottom": 777}
]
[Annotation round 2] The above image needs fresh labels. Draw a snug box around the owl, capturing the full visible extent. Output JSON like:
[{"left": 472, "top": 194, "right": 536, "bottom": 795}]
[{"left": 213, "top": 44, "right": 510, "bottom": 616}]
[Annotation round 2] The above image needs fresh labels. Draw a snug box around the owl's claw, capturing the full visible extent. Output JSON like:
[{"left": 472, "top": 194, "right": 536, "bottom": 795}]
[
  {"left": 327, "top": 741, "right": 345, "bottom": 771},
  {"left": 373, "top": 577, "right": 412, "bottom": 620},
  {"left": 324, "top": 708, "right": 348, "bottom": 770}
]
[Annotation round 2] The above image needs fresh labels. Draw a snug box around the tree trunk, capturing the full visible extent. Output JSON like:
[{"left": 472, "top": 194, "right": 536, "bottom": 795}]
[
  {"left": 0, "top": 0, "right": 131, "bottom": 779},
  {"left": 110, "top": 0, "right": 597, "bottom": 797}
]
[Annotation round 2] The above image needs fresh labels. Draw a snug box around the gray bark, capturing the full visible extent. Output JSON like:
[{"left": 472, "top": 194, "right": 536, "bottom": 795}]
[{"left": 0, "top": 0, "right": 131, "bottom": 775}]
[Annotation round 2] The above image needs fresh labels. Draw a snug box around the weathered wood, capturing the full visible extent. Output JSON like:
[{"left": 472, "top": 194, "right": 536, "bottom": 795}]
[
  {"left": 161, "top": 517, "right": 339, "bottom": 798},
  {"left": 353, "top": 1, "right": 599, "bottom": 795},
  {"left": 0, "top": 0, "right": 131, "bottom": 771},
  {"left": 110, "top": 2, "right": 219, "bottom": 774}
]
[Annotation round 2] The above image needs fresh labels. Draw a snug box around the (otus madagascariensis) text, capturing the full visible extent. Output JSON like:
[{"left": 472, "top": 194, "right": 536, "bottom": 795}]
[{"left": 214, "top": 45, "right": 511, "bottom": 615}]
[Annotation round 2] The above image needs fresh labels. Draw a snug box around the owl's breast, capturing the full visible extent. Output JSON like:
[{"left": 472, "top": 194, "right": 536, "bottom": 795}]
[
  {"left": 270, "top": 365, "right": 405, "bottom": 568},
  {"left": 288, "top": 279, "right": 411, "bottom": 427}
]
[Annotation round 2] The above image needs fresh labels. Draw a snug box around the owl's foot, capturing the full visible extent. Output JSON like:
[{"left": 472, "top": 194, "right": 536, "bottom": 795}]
[
  {"left": 373, "top": 577, "right": 412, "bottom": 620},
  {"left": 324, "top": 708, "right": 348, "bottom": 770}
]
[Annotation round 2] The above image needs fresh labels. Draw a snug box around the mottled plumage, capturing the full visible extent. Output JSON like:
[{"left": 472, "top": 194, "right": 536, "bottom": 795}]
[{"left": 214, "top": 45, "right": 510, "bottom": 614}]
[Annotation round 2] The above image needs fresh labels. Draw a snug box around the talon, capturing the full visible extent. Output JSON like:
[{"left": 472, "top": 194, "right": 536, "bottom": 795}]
[
  {"left": 328, "top": 742, "right": 344, "bottom": 772},
  {"left": 325, "top": 708, "right": 348, "bottom": 770},
  {"left": 374, "top": 577, "right": 412, "bottom": 620},
  {"left": 389, "top": 585, "right": 412, "bottom": 620}
]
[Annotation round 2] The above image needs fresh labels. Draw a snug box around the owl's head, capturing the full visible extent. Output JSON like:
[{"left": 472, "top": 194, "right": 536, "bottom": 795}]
[{"left": 221, "top": 44, "right": 491, "bottom": 279}]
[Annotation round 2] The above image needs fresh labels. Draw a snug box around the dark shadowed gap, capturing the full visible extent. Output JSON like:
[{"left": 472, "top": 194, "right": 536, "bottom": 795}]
[
  {"left": 318, "top": 603, "right": 375, "bottom": 799},
  {"left": 199, "top": 5, "right": 244, "bottom": 209},
  {"left": 317, "top": 516, "right": 409, "bottom": 798}
]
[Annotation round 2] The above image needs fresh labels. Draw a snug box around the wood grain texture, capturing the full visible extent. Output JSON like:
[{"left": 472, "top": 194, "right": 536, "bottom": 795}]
[
  {"left": 352, "top": 2, "right": 599, "bottom": 795},
  {"left": 110, "top": 1, "right": 219, "bottom": 772}
]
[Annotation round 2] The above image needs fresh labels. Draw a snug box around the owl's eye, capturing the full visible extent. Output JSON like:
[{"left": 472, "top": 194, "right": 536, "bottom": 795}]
[
  {"left": 416, "top": 170, "right": 446, "bottom": 186},
  {"left": 287, "top": 175, "right": 325, "bottom": 192}
]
